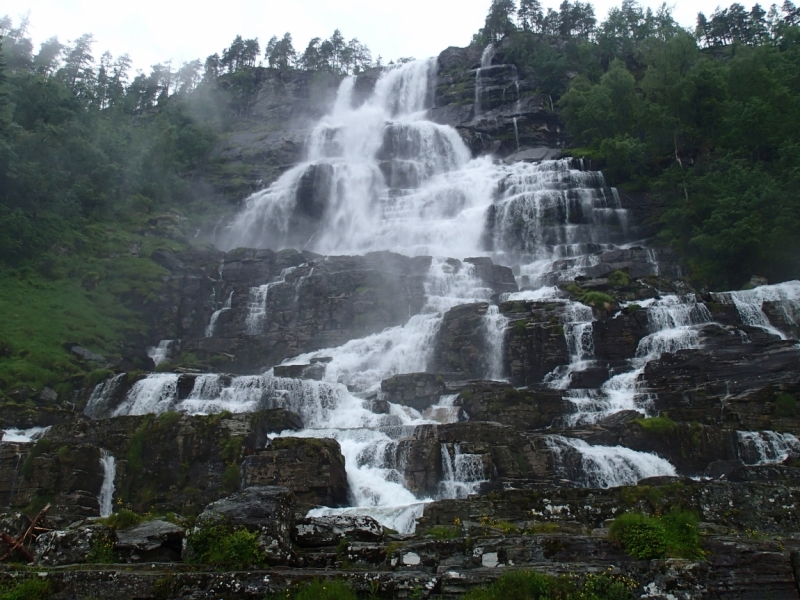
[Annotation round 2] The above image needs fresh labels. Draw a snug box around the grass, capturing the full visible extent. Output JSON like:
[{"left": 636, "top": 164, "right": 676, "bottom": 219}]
[
  {"left": 99, "top": 508, "right": 144, "bottom": 530},
  {"left": 580, "top": 291, "right": 616, "bottom": 308},
  {"left": 607, "top": 270, "right": 631, "bottom": 287},
  {"left": 633, "top": 416, "right": 678, "bottom": 434},
  {"left": 609, "top": 509, "right": 703, "bottom": 560},
  {"left": 0, "top": 578, "right": 53, "bottom": 600},
  {"left": 463, "top": 570, "right": 635, "bottom": 600},
  {"left": 425, "top": 525, "right": 461, "bottom": 539},
  {"left": 267, "top": 580, "right": 357, "bottom": 600},
  {"left": 774, "top": 393, "right": 798, "bottom": 417}
]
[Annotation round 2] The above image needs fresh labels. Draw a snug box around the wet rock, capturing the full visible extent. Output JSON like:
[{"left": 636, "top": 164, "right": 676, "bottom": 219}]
[
  {"left": 241, "top": 438, "right": 348, "bottom": 509},
  {"left": 67, "top": 345, "right": 106, "bottom": 363},
  {"left": 36, "top": 524, "right": 114, "bottom": 566},
  {"left": 452, "top": 380, "right": 567, "bottom": 430},
  {"left": 191, "top": 486, "right": 296, "bottom": 565},
  {"left": 293, "top": 515, "right": 384, "bottom": 547},
  {"left": 429, "top": 303, "right": 496, "bottom": 380},
  {"left": 115, "top": 519, "right": 184, "bottom": 562},
  {"left": 381, "top": 373, "right": 446, "bottom": 412}
]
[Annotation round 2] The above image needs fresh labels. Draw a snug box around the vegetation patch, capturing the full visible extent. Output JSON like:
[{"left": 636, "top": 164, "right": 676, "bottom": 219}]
[
  {"left": 580, "top": 291, "right": 616, "bottom": 308},
  {"left": 186, "top": 524, "right": 265, "bottom": 570},
  {"left": 99, "top": 508, "right": 144, "bottom": 530},
  {"left": 0, "top": 578, "right": 53, "bottom": 600},
  {"left": 267, "top": 579, "right": 357, "bottom": 600},
  {"left": 774, "top": 393, "right": 798, "bottom": 418},
  {"left": 463, "top": 570, "right": 634, "bottom": 600},
  {"left": 609, "top": 509, "right": 703, "bottom": 560},
  {"left": 633, "top": 416, "right": 678, "bottom": 434}
]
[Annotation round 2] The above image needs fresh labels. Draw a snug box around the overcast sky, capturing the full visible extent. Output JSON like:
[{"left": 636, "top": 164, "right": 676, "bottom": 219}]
[{"left": 8, "top": 0, "right": 724, "bottom": 73}]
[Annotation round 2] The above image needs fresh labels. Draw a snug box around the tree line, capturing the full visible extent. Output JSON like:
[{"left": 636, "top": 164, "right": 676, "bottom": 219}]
[{"left": 474, "top": 0, "right": 800, "bottom": 287}]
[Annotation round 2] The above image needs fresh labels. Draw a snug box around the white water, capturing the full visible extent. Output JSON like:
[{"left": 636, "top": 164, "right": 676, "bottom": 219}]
[
  {"left": 245, "top": 266, "right": 300, "bottom": 335},
  {"left": 474, "top": 43, "right": 494, "bottom": 117},
  {"left": 206, "top": 291, "right": 233, "bottom": 337},
  {"left": 544, "top": 300, "right": 595, "bottom": 389},
  {"left": 147, "top": 340, "right": 173, "bottom": 366},
  {"left": 84, "top": 373, "right": 127, "bottom": 419},
  {"left": 714, "top": 281, "right": 800, "bottom": 339},
  {"left": 564, "top": 294, "right": 713, "bottom": 426},
  {"left": 545, "top": 435, "right": 677, "bottom": 488},
  {"left": 439, "top": 444, "right": 487, "bottom": 498},
  {"left": 737, "top": 430, "right": 800, "bottom": 465},
  {"left": 483, "top": 305, "right": 509, "bottom": 380},
  {"left": 1, "top": 427, "right": 50, "bottom": 444},
  {"left": 98, "top": 449, "right": 116, "bottom": 518}
]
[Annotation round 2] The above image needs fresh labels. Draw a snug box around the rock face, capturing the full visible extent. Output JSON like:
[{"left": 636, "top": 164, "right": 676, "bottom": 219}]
[
  {"left": 240, "top": 438, "right": 348, "bottom": 510},
  {"left": 381, "top": 373, "right": 446, "bottom": 412},
  {"left": 115, "top": 519, "right": 184, "bottom": 563},
  {"left": 190, "top": 486, "right": 296, "bottom": 565},
  {"left": 292, "top": 515, "right": 384, "bottom": 547},
  {"left": 428, "top": 303, "right": 496, "bottom": 380},
  {"left": 145, "top": 249, "right": 516, "bottom": 374}
]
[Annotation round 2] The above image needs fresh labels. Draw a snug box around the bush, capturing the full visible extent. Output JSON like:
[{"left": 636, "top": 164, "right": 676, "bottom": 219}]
[
  {"left": 610, "top": 510, "right": 703, "bottom": 560},
  {"left": 425, "top": 525, "right": 461, "bottom": 539},
  {"left": 607, "top": 270, "right": 630, "bottom": 287},
  {"left": 187, "top": 524, "right": 264, "bottom": 570},
  {"left": 581, "top": 573, "right": 635, "bottom": 600},
  {"left": 0, "top": 578, "right": 52, "bottom": 600},
  {"left": 86, "top": 535, "right": 115, "bottom": 563},
  {"left": 609, "top": 513, "right": 667, "bottom": 559},
  {"left": 580, "top": 291, "right": 616, "bottom": 308}
]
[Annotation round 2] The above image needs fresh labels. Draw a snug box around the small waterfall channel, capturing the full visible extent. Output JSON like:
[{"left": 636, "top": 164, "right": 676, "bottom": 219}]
[{"left": 98, "top": 449, "right": 116, "bottom": 518}]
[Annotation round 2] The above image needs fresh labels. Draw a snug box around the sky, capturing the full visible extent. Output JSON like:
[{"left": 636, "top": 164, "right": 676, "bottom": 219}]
[{"left": 7, "top": 0, "right": 726, "bottom": 74}]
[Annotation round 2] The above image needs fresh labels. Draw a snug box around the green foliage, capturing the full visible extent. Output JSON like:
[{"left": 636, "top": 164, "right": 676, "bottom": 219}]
[
  {"left": 222, "top": 464, "right": 241, "bottom": 492},
  {"left": 100, "top": 508, "right": 144, "bottom": 530},
  {"left": 425, "top": 525, "right": 461, "bottom": 539},
  {"left": 0, "top": 578, "right": 53, "bottom": 600},
  {"left": 580, "top": 291, "right": 616, "bottom": 307},
  {"left": 21, "top": 438, "right": 51, "bottom": 478},
  {"left": 463, "top": 570, "right": 570, "bottom": 599},
  {"left": 774, "top": 393, "right": 798, "bottom": 417},
  {"left": 157, "top": 410, "right": 183, "bottom": 428},
  {"left": 607, "top": 270, "right": 630, "bottom": 287},
  {"left": 633, "top": 416, "right": 678, "bottom": 434},
  {"left": 581, "top": 573, "right": 636, "bottom": 600},
  {"left": 187, "top": 524, "right": 264, "bottom": 570},
  {"left": 126, "top": 417, "right": 151, "bottom": 474},
  {"left": 267, "top": 579, "right": 358, "bottom": 600},
  {"left": 86, "top": 535, "right": 115, "bottom": 563},
  {"left": 610, "top": 509, "right": 703, "bottom": 560}
]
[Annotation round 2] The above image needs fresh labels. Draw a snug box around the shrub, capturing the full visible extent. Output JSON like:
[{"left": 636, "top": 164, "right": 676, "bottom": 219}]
[
  {"left": 0, "top": 578, "right": 52, "bottom": 600},
  {"left": 774, "top": 393, "right": 797, "bottom": 417},
  {"left": 580, "top": 291, "right": 615, "bottom": 308},
  {"left": 86, "top": 535, "right": 115, "bottom": 563},
  {"left": 609, "top": 513, "right": 667, "bottom": 559},
  {"left": 581, "top": 573, "right": 635, "bottom": 600},
  {"left": 187, "top": 524, "right": 264, "bottom": 570},
  {"left": 222, "top": 464, "right": 241, "bottom": 492},
  {"left": 607, "top": 270, "right": 630, "bottom": 287},
  {"left": 100, "top": 508, "right": 143, "bottom": 530},
  {"left": 425, "top": 525, "right": 461, "bottom": 539},
  {"left": 610, "top": 509, "right": 703, "bottom": 560}
]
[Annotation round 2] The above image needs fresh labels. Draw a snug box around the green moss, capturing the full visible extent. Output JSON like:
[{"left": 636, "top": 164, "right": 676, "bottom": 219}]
[
  {"left": 126, "top": 417, "right": 151, "bottom": 474},
  {"left": 633, "top": 416, "right": 678, "bottom": 434},
  {"left": 267, "top": 580, "right": 358, "bottom": 600},
  {"left": 157, "top": 410, "right": 182, "bottom": 428},
  {"left": 425, "top": 525, "right": 461, "bottom": 539},
  {"left": 86, "top": 368, "right": 114, "bottom": 387},
  {"left": 625, "top": 303, "right": 641, "bottom": 314},
  {"left": 100, "top": 508, "right": 144, "bottom": 530},
  {"left": 221, "top": 436, "right": 243, "bottom": 464},
  {"left": 22, "top": 438, "right": 52, "bottom": 479},
  {"left": 463, "top": 571, "right": 571, "bottom": 600}
]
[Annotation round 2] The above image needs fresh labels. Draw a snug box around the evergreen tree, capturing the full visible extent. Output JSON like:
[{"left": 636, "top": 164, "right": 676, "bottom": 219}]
[{"left": 485, "top": 0, "right": 518, "bottom": 41}]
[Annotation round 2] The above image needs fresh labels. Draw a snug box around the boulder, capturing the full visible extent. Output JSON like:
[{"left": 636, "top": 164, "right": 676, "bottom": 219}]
[
  {"left": 115, "top": 519, "right": 184, "bottom": 562},
  {"left": 241, "top": 438, "right": 348, "bottom": 509},
  {"left": 293, "top": 515, "right": 384, "bottom": 547},
  {"left": 36, "top": 524, "right": 114, "bottom": 566},
  {"left": 453, "top": 381, "right": 567, "bottom": 430},
  {"left": 429, "top": 303, "right": 497, "bottom": 380},
  {"left": 191, "top": 486, "right": 296, "bottom": 565},
  {"left": 381, "top": 373, "right": 446, "bottom": 412}
]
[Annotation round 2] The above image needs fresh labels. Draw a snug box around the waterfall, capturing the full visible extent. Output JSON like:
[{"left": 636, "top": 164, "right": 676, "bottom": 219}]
[
  {"left": 713, "top": 281, "right": 800, "bottom": 339},
  {"left": 737, "top": 430, "right": 800, "bottom": 465},
  {"left": 544, "top": 300, "right": 595, "bottom": 389},
  {"left": 147, "top": 340, "right": 173, "bottom": 366},
  {"left": 1, "top": 427, "right": 50, "bottom": 444},
  {"left": 206, "top": 291, "right": 233, "bottom": 337},
  {"left": 564, "top": 295, "right": 713, "bottom": 426},
  {"left": 84, "top": 373, "right": 126, "bottom": 419},
  {"left": 483, "top": 305, "right": 509, "bottom": 380},
  {"left": 439, "top": 444, "right": 487, "bottom": 499},
  {"left": 545, "top": 435, "right": 677, "bottom": 488},
  {"left": 98, "top": 449, "right": 116, "bottom": 518},
  {"left": 245, "top": 266, "right": 301, "bottom": 335},
  {"left": 474, "top": 43, "right": 494, "bottom": 117},
  {"left": 512, "top": 116, "right": 520, "bottom": 150}
]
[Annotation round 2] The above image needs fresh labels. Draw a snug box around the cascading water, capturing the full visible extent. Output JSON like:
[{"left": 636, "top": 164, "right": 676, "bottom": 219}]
[
  {"left": 713, "top": 281, "right": 800, "bottom": 339},
  {"left": 474, "top": 43, "right": 494, "bottom": 117},
  {"left": 98, "top": 449, "right": 116, "bottom": 518},
  {"left": 103, "top": 60, "right": 673, "bottom": 532},
  {"left": 737, "top": 430, "right": 800, "bottom": 465},
  {"left": 544, "top": 300, "right": 595, "bottom": 389},
  {"left": 147, "top": 340, "right": 173, "bottom": 366},
  {"left": 439, "top": 444, "right": 487, "bottom": 498},
  {"left": 206, "top": 292, "right": 233, "bottom": 337},
  {"left": 563, "top": 295, "right": 713, "bottom": 426},
  {"left": 545, "top": 435, "right": 677, "bottom": 488}
]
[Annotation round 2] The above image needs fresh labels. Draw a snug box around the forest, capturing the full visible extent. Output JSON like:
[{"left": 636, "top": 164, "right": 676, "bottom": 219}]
[{"left": 0, "top": 0, "right": 799, "bottom": 391}]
